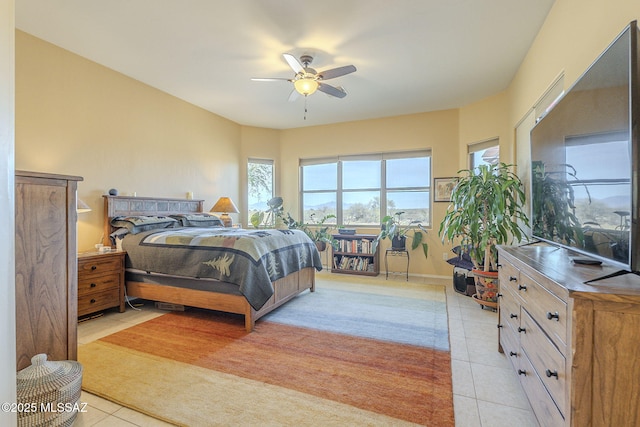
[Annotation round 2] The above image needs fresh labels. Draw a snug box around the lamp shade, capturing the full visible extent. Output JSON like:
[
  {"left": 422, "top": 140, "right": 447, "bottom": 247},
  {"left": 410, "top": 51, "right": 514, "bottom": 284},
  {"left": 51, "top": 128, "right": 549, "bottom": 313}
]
[
  {"left": 77, "top": 198, "right": 91, "bottom": 213},
  {"left": 210, "top": 197, "right": 239, "bottom": 227},
  {"left": 294, "top": 78, "right": 319, "bottom": 96}
]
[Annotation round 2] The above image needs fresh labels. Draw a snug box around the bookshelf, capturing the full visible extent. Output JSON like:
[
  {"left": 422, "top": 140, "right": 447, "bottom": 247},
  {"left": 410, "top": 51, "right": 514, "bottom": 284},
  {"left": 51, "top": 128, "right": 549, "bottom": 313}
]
[{"left": 331, "top": 233, "right": 379, "bottom": 276}]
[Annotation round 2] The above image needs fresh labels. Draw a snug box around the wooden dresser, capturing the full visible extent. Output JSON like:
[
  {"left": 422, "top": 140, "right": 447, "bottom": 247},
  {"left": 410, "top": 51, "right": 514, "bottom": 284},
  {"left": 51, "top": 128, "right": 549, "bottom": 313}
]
[
  {"left": 498, "top": 245, "right": 640, "bottom": 426},
  {"left": 78, "top": 250, "right": 126, "bottom": 317},
  {"left": 15, "top": 171, "right": 82, "bottom": 371}
]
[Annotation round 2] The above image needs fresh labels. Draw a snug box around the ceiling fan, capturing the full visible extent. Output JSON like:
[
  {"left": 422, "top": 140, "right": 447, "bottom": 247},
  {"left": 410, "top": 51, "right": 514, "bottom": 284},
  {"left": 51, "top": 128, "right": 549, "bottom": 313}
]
[{"left": 252, "top": 53, "right": 357, "bottom": 100}]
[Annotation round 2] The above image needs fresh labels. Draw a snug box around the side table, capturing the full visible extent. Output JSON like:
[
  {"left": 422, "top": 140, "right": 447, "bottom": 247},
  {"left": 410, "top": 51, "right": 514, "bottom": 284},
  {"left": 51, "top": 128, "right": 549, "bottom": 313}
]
[{"left": 385, "top": 249, "right": 409, "bottom": 281}]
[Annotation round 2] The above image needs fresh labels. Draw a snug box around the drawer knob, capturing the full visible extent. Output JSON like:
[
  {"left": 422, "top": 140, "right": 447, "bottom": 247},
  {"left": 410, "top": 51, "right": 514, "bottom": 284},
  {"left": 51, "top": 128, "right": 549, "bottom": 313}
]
[
  {"left": 90, "top": 299, "right": 96, "bottom": 304},
  {"left": 509, "top": 351, "right": 517, "bottom": 357},
  {"left": 509, "top": 276, "right": 517, "bottom": 282},
  {"left": 91, "top": 265, "right": 97, "bottom": 271},
  {"left": 90, "top": 283, "right": 96, "bottom": 288},
  {"left": 510, "top": 313, "right": 518, "bottom": 319},
  {"left": 545, "top": 369, "right": 559, "bottom": 379},
  {"left": 518, "top": 327, "right": 527, "bottom": 334},
  {"left": 518, "top": 284, "right": 527, "bottom": 291},
  {"left": 497, "top": 324, "right": 503, "bottom": 328},
  {"left": 547, "top": 311, "right": 560, "bottom": 321},
  {"left": 518, "top": 369, "right": 527, "bottom": 376}
]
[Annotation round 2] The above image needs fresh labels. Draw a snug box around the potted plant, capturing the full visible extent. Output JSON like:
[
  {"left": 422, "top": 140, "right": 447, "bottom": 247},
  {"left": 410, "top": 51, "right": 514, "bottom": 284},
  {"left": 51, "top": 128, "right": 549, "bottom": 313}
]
[
  {"left": 439, "top": 163, "right": 529, "bottom": 306},
  {"left": 372, "top": 211, "right": 429, "bottom": 259},
  {"left": 283, "top": 211, "right": 337, "bottom": 252},
  {"left": 250, "top": 196, "right": 284, "bottom": 228}
]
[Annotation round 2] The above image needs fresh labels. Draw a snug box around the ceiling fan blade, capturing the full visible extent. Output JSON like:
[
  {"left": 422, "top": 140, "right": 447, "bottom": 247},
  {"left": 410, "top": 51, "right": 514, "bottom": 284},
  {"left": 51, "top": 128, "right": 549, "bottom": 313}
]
[
  {"left": 283, "top": 53, "right": 304, "bottom": 74},
  {"left": 318, "top": 65, "right": 357, "bottom": 80},
  {"left": 251, "top": 77, "right": 292, "bottom": 82},
  {"left": 288, "top": 88, "right": 300, "bottom": 102},
  {"left": 317, "top": 82, "right": 347, "bottom": 98}
]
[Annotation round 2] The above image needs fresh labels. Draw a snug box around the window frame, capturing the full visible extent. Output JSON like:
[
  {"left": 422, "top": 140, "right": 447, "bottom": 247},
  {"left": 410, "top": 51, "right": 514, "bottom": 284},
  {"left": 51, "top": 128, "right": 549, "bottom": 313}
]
[
  {"left": 468, "top": 138, "right": 500, "bottom": 169},
  {"left": 299, "top": 150, "right": 432, "bottom": 227},
  {"left": 247, "top": 157, "right": 275, "bottom": 226}
]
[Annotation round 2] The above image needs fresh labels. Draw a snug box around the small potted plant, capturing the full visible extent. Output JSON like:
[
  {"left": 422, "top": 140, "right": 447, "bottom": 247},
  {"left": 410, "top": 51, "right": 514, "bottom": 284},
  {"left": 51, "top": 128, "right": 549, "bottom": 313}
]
[
  {"left": 283, "top": 211, "right": 337, "bottom": 252},
  {"left": 439, "top": 163, "right": 529, "bottom": 307},
  {"left": 372, "top": 211, "right": 429, "bottom": 259}
]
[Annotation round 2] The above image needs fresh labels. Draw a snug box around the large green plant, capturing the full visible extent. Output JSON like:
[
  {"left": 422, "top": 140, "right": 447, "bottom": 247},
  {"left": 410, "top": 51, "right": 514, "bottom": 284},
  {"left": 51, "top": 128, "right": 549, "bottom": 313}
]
[{"left": 439, "top": 163, "right": 529, "bottom": 271}]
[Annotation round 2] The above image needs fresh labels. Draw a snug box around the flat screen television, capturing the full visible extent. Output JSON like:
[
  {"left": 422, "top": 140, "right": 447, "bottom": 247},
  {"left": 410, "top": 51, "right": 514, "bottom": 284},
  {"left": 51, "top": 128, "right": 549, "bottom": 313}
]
[{"left": 530, "top": 21, "right": 640, "bottom": 272}]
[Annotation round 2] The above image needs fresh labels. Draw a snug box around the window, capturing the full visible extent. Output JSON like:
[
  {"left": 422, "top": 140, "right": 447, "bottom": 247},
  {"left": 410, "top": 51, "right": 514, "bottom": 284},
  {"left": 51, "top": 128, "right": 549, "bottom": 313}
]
[
  {"left": 468, "top": 138, "right": 500, "bottom": 169},
  {"left": 300, "top": 151, "right": 431, "bottom": 227},
  {"left": 248, "top": 158, "right": 274, "bottom": 225}
]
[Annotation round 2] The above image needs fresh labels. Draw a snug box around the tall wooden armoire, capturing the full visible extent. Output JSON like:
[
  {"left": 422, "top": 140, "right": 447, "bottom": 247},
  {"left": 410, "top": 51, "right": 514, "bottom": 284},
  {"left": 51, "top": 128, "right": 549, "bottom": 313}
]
[{"left": 15, "top": 171, "right": 83, "bottom": 370}]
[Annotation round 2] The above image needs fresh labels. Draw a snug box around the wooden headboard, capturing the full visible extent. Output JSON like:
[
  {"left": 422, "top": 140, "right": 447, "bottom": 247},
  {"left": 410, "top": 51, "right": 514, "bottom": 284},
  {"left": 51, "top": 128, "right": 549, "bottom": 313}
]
[{"left": 103, "top": 195, "right": 204, "bottom": 245}]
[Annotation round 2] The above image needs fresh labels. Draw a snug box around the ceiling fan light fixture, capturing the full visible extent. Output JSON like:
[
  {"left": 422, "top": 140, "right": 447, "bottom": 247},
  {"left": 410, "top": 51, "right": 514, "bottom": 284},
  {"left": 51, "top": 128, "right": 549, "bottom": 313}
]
[{"left": 294, "top": 78, "right": 318, "bottom": 96}]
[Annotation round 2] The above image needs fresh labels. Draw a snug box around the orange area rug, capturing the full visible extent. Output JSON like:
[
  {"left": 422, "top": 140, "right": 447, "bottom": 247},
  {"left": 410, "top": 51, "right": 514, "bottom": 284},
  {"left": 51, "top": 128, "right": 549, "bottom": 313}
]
[{"left": 80, "top": 281, "right": 454, "bottom": 426}]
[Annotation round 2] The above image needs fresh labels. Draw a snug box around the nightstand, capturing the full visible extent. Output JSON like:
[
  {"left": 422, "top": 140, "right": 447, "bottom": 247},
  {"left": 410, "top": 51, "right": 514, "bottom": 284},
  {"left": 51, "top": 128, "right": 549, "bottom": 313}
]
[{"left": 78, "top": 250, "right": 126, "bottom": 317}]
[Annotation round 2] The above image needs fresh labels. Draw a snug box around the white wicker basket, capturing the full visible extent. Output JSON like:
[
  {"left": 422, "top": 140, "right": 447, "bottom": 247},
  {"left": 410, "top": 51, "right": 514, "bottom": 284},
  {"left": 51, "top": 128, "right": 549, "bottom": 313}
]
[{"left": 16, "top": 354, "right": 83, "bottom": 427}]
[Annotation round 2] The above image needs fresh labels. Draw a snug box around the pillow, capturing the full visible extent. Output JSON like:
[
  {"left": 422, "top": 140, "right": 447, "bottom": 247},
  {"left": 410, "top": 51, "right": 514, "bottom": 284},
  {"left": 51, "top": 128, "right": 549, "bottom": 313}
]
[
  {"left": 170, "top": 213, "right": 224, "bottom": 228},
  {"left": 110, "top": 215, "right": 178, "bottom": 234}
]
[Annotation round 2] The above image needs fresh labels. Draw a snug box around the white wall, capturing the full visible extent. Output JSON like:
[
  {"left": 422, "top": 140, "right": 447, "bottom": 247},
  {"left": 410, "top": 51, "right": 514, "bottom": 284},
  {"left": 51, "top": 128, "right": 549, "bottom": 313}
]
[{"left": 0, "top": 0, "right": 17, "bottom": 425}]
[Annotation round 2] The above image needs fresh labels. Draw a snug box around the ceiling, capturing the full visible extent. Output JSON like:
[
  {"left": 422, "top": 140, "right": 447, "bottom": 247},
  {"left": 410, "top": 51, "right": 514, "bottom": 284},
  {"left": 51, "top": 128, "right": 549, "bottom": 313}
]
[{"left": 15, "top": 0, "right": 555, "bottom": 130}]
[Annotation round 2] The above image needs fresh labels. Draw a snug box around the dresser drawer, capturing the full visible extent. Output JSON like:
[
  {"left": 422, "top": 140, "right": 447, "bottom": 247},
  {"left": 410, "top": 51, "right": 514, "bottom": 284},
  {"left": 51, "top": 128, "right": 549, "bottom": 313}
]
[
  {"left": 500, "top": 286, "right": 521, "bottom": 333},
  {"left": 519, "top": 350, "right": 565, "bottom": 427},
  {"left": 78, "top": 274, "right": 121, "bottom": 296},
  {"left": 500, "top": 319, "right": 522, "bottom": 373},
  {"left": 517, "top": 271, "right": 568, "bottom": 348},
  {"left": 499, "top": 260, "right": 520, "bottom": 292},
  {"left": 78, "top": 256, "right": 122, "bottom": 277},
  {"left": 521, "top": 308, "right": 566, "bottom": 416},
  {"left": 78, "top": 288, "right": 120, "bottom": 316}
]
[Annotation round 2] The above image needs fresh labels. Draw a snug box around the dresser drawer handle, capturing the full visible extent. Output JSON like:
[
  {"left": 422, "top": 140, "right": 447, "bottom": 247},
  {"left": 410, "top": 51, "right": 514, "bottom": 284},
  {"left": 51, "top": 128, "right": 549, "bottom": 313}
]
[
  {"left": 545, "top": 369, "right": 559, "bottom": 379},
  {"left": 90, "top": 283, "right": 97, "bottom": 288},
  {"left": 91, "top": 265, "right": 97, "bottom": 271},
  {"left": 517, "top": 327, "right": 526, "bottom": 334},
  {"left": 509, "top": 276, "right": 517, "bottom": 282},
  {"left": 518, "top": 369, "right": 527, "bottom": 376},
  {"left": 547, "top": 311, "right": 560, "bottom": 321},
  {"left": 510, "top": 313, "right": 518, "bottom": 319},
  {"left": 518, "top": 284, "right": 527, "bottom": 291},
  {"left": 509, "top": 351, "right": 517, "bottom": 357},
  {"left": 90, "top": 299, "right": 96, "bottom": 304}
]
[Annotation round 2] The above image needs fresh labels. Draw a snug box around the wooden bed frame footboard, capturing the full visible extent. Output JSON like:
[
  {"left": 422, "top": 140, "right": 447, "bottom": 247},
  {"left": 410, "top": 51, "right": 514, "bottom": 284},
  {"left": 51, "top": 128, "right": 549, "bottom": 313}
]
[
  {"left": 126, "top": 267, "right": 315, "bottom": 331},
  {"left": 103, "top": 195, "right": 316, "bottom": 332}
]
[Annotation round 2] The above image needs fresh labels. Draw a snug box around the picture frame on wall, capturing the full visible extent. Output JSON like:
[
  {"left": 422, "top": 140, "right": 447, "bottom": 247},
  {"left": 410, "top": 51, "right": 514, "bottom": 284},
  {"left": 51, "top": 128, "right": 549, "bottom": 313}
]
[{"left": 434, "top": 177, "right": 456, "bottom": 202}]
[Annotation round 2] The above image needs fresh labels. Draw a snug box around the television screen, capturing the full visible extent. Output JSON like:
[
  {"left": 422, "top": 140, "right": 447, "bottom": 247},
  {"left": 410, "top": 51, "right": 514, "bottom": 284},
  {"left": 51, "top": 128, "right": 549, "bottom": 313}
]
[{"left": 530, "top": 22, "right": 637, "bottom": 270}]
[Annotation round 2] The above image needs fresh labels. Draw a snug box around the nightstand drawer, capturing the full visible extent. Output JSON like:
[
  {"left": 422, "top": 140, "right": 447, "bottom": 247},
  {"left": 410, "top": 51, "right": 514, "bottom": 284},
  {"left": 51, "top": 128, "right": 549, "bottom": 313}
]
[
  {"left": 77, "top": 251, "right": 126, "bottom": 317},
  {"left": 78, "top": 288, "right": 121, "bottom": 317},
  {"left": 78, "top": 256, "right": 122, "bottom": 276},
  {"left": 78, "top": 274, "right": 121, "bottom": 296}
]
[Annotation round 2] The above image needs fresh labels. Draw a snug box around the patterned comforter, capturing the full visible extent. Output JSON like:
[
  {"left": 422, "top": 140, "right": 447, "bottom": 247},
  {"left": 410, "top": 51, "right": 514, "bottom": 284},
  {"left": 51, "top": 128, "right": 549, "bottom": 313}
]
[{"left": 122, "top": 227, "right": 323, "bottom": 310}]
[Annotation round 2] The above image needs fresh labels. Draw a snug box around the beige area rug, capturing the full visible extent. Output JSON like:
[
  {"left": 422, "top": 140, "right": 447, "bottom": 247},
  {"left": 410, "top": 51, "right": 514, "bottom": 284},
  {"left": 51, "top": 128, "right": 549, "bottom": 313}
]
[{"left": 79, "top": 275, "right": 453, "bottom": 426}]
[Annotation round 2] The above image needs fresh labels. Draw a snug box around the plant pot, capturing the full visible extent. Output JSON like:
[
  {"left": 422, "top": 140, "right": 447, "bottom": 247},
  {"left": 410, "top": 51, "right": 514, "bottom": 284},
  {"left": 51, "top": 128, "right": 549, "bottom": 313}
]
[
  {"left": 472, "top": 268, "right": 499, "bottom": 303},
  {"left": 391, "top": 235, "right": 406, "bottom": 250},
  {"left": 315, "top": 241, "right": 327, "bottom": 252}
]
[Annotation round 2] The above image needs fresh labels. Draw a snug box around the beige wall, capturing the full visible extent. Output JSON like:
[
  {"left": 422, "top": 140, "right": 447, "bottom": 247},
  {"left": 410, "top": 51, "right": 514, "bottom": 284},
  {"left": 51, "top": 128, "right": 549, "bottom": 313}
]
[
  {"left": 1, "top": 0, "right": 16, "bottom": 423},
  {"left": 279, "top": 110, "right": 460, "bottom": 277},
  {"left": 509, "top": 0, "right": 640, "bottom": 126},
  {"left": 15, "top": 31, "right": 242, "bottom": 252}
]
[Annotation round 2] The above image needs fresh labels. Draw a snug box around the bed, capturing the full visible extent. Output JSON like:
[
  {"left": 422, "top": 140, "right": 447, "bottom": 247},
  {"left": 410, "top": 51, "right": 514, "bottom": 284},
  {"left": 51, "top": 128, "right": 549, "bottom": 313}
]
[{"left": 103, "top": 195, "right": 321, "bottom": 331}]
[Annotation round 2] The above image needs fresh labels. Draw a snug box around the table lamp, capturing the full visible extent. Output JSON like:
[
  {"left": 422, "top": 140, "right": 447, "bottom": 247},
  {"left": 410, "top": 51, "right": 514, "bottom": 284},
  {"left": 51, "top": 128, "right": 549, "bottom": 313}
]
[{"left": 210, "top": 197, "right": 239, "bottom": 227}]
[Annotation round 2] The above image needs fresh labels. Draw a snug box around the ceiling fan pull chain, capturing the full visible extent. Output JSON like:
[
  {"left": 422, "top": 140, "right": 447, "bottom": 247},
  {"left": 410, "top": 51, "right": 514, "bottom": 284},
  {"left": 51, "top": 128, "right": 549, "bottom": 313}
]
[{"left": 304, "top": 96, "right": 309, "bottom": 120}]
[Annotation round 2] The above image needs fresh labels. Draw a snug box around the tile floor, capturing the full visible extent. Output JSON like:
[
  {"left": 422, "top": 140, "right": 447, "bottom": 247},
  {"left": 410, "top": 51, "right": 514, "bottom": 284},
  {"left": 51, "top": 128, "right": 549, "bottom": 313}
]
[{"left": 73, "top": 272, "right": 537, "bottom": 426}]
